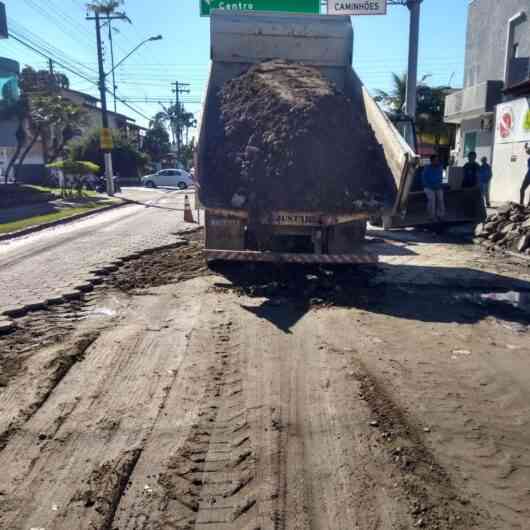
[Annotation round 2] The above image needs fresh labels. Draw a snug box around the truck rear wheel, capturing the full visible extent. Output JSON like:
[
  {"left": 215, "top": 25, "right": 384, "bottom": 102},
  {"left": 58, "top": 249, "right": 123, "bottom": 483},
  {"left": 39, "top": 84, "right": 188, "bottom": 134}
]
[{"left": 327, "top": 220, "right": 367, "bottom": 254}]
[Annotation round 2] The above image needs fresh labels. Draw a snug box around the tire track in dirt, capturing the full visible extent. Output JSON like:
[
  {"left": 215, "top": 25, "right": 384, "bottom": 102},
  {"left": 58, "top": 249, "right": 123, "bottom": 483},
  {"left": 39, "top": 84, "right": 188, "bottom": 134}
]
[
  {"left": 348, "top": 356, "right": 479, "bottom": 529},
  {"left": 112, "top": 301, "right": 263, "bottom": 530},
  {"left": 0, "top": 279, "right": 207, "bottom": 530},
  {"left": 0, "top": 331, "right": 100, "bottom": 452},
  {"left": 232, "top": 296, "right": 480, "bottom": 529},
  {"left": 69, "top": 332, "right": 198, "bottom": 530},
  {"left": 332, "top": 303, "right": 530, "bottom": 529}
]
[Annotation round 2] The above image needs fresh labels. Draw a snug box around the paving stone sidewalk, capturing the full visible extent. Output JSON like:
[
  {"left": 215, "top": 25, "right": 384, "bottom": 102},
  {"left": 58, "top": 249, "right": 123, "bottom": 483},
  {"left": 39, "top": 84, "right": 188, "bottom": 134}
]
[{"left": 0, "top": 189, "right": 195, "bottom": 317}]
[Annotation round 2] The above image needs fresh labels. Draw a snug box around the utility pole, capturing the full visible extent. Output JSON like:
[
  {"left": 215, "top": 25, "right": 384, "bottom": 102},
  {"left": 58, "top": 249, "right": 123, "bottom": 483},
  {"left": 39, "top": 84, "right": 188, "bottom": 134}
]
[
  {"left": 93, "top": 11, "right": 114, "bottom": 196},
  {"left": 106, "top": 17, "right": 118, "bottom": 113},
  {"left": 404, "top": 0, "right": 422, "bottom": 148},
  {"left": 48, "top": 58, "right": 56, "bottom": 92},
  {"left": 171, "top": 81, "right": 190, "bottom": 160},
  {"left": 87, "top": 11, "right": 128, "bottom": 196}
]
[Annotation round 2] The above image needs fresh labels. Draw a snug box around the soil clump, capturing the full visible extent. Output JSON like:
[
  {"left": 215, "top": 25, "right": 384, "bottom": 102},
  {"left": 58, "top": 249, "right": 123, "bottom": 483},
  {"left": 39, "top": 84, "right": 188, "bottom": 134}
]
[{"left": 203, "top": 60, "right": 395, "bottom": 213}]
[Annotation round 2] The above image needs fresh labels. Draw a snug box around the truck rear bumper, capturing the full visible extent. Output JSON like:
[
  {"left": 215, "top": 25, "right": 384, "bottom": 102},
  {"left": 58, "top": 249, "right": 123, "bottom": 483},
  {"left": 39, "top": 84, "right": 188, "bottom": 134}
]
[{"left": 205, "top": 250, "right": 378, "bottom": 264}]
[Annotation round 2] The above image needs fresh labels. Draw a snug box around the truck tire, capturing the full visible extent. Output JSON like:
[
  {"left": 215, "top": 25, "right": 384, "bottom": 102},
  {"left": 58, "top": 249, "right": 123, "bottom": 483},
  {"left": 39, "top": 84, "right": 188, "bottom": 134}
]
[
  {"left": 350, "top": 220, "right": 367, "bottom": 241},
  {"left": 327, "top": 220, "right": 367, "bottom": 254}
]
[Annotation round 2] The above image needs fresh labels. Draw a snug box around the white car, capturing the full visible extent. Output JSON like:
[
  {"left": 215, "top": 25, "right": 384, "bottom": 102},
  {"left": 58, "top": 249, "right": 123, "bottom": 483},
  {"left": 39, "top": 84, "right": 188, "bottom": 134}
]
[{"left": 142, "top": 168, "right": 194, "bottom": 189}]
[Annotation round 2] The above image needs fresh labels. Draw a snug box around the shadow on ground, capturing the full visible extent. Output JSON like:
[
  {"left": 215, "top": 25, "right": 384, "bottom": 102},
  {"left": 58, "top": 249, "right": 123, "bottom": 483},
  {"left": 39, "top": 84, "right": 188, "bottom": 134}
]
[{"left": 211, "top": 262, "right": 530, "bottom": 332}]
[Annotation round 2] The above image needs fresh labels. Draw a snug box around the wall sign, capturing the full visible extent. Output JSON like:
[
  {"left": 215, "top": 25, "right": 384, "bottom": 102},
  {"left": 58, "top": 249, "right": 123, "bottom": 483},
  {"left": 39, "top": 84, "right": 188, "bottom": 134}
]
[
  {"left": 327, "top": 0, "right": 387, "bottom": 16},
  {"left": 496, "top": 98, "right": 530, "bottom": 144}
]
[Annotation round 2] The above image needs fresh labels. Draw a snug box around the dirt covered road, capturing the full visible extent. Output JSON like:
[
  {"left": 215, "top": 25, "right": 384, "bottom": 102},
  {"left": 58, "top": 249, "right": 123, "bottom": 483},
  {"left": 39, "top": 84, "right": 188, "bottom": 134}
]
[{"left": 1, "top": 231, "right": 529, "bottom": 529}]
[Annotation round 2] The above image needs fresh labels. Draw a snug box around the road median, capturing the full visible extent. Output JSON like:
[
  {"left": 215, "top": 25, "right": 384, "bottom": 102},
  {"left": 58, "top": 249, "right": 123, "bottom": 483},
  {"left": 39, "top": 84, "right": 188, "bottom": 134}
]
[{"left": 0, "top": 198, "right": 128, "bottom": 242}]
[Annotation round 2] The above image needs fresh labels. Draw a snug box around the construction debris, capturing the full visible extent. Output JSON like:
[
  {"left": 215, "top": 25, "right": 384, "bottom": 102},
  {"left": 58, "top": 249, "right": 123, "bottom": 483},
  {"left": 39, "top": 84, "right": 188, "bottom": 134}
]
[{"left": 474, "top": 202, "right": 530, "bottom": 255}]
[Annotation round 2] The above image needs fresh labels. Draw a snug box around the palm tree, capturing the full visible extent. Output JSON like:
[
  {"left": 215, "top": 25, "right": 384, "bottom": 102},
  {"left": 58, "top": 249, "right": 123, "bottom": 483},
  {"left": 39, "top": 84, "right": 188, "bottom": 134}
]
[
  {"left": 152, "top": 104, "right": 197, "bottom": 148},
  {"left": 86, "top": 0, "right": 129, "bottom": 18},
  {"left": 374, "top": 72, "right": 433, "bottom": 114},
  {"left": 182, "top": 111, "right": 197, "bottom": 145},
  {"left": 375, "top": 73, "right": 455, "bottom": 153},
  {"left": 151, "top": 111, "right": 169, "bottom": 129},
  {"left": 374, "top": 72, "right": 407, "bottom": 113}
]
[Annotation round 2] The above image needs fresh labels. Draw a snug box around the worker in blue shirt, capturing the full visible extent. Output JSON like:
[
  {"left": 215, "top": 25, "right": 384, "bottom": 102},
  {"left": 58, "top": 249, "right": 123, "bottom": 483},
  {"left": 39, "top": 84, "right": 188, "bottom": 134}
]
[
  {"left": 479, "top": 156, "right": 492, "bottom": 208},
  {"left": 520, "top": 143, "right": 530, "bottom": 206},
  {"left": 422, "top": 154, "right": 445, "bottom": 220}
]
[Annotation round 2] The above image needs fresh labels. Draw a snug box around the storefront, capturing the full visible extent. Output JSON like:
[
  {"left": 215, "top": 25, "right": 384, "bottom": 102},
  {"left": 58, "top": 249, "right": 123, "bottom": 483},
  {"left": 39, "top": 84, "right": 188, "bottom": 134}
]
[{"left": 491, "top": 96, "right": 530, "bottom": 202}]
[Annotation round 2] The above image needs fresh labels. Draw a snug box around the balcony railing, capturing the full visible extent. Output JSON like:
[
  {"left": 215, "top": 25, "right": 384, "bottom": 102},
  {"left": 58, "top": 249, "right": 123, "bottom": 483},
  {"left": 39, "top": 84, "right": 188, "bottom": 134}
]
[{"left": 444, "top": 80, "right": 504, "bottom": 123}]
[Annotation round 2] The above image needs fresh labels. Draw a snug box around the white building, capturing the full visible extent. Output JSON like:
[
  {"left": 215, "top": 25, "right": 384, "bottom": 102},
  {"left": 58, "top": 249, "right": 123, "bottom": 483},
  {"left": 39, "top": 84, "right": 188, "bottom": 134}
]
[{"left": 445, "top": 0, "right": 530, "bottom": 203}]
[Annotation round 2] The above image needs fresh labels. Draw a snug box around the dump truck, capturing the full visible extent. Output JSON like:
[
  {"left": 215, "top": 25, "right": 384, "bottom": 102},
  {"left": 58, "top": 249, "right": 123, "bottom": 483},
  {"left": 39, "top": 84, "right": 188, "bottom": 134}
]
[{"left": 196, "top": 10, "right": 479, "bottom": 263}]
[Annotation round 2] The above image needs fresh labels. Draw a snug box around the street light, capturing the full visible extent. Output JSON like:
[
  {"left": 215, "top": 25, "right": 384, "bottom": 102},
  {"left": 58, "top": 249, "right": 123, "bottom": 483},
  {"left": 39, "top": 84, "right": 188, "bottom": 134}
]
[
  {"left": 107, "top": 35, "right": 163, "bottom": 77},
  {"left": 88, "top": 9, "right": 163, "bottom": 197}
]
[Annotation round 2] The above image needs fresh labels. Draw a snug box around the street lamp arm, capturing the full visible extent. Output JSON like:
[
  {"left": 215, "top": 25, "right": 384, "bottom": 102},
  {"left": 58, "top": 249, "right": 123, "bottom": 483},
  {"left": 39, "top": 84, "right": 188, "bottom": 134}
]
[{"left": 105, "top": 35, "right": 162, "bottom": 77}]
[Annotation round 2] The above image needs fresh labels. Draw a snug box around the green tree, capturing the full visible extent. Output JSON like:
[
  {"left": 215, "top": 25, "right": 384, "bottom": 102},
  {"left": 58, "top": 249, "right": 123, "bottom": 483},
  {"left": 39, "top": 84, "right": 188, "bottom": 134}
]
[
  {"left": 152, "top": 103, "right": 197, "bottom": 150},
  {"left": 416, "top": 84, "right": 454, "bottom": 148},
  {"left": 374, "top": 72, "right": 407, "bottom": 113},
  {"left": 182, "top": 111, "right": 197, "bottom": 146},
  {"left": 69, "top": 128, "right": 147, "bottom": 178},
  {"left": 15, "top": 94, "right": 88, "bottom": 177},
  {"left": 19, "top": 66, "right": 69, "bottom": 93},
  {"left": 86, "top": 0, "right": 129, "bottom": 18},
  {"left": 180, "top": 137, "right": 196, "bottom": 170},
  {"left": 143, "top": 124, "right": 171, "bottom": 163},
  {"left": 1, "top": 67, "right": 84, "bottom": 183},
  {"left": 375, "top": 72, "right": 455, "bottom": 151}
]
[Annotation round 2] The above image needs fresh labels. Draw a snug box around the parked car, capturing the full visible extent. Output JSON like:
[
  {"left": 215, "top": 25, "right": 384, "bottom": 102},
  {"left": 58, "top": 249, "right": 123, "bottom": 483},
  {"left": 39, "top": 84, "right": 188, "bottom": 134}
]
[{"left": 141, "top": 168, "right": 194, "bottom": 189}]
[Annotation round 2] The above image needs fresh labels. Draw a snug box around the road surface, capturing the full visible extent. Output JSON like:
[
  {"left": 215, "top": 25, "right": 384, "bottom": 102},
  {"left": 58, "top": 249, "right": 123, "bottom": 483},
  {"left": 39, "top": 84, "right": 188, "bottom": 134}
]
[
  {"left": 0, "top": 229, "right": 529, "bottom": 529},
  {"left": 0, "top": 187, "right": 199, "bottom": 314}
]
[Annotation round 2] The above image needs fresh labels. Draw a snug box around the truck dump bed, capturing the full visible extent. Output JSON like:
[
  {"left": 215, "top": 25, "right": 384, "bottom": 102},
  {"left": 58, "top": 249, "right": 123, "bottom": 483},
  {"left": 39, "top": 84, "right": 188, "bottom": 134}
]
[{"left": 197, "top": 11, "right": 414, "bottom": 218}]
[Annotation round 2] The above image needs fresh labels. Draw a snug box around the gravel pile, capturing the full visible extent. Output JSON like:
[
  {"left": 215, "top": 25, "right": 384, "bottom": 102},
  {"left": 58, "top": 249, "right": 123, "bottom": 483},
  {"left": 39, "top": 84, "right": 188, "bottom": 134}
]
[
  {"left": 202, "top": 60, "right": 396, "bottom": 214},
  {"left": 474, "top": 202, "right": 530, "bottom": 255}
]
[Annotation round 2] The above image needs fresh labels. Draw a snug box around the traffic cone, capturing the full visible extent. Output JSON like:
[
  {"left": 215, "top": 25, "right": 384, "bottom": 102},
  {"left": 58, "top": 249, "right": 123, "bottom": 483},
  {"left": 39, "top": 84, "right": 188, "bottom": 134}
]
[{"left": 184, "top": 194, "right": 195, "bottom": 223}]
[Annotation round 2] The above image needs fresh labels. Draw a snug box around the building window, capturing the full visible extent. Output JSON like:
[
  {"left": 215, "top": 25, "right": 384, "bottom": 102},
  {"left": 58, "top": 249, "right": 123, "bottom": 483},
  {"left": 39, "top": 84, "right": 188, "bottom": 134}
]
[
  {"left": 464, "top": 131, "right": 477, "bottom": 157},
  {"left": 504, "top": 12, "right": 527, "bottom": 85}
]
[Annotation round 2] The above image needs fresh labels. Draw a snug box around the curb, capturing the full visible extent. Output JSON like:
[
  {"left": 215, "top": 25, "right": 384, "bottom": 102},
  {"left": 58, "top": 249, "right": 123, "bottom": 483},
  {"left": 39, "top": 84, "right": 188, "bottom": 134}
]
[
  {"left": 0, "top": 238, "right": 189, "bottom": 325},
  {"left": 0, "top": 199, "right": 131, "bottom": 242}
]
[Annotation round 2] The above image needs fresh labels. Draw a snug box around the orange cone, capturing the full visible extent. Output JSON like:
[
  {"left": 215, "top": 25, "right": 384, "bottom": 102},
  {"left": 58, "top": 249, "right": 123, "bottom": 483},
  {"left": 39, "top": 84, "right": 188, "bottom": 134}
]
[{"left": 184, "top": 194, "right": 195, "bottom": 223}]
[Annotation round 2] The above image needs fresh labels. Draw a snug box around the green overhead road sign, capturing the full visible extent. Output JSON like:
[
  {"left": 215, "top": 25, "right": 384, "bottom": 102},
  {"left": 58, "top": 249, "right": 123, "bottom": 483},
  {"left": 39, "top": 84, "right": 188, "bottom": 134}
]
[{"left": 200, "top": 0, "right": 320, "bottom": 17}]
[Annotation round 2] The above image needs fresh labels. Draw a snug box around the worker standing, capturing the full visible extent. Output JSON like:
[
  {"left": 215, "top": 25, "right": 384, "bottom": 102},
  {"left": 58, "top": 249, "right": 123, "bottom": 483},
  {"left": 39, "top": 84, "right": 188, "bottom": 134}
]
[
  {"left": 520, "top": 143, "right": 530, "bottom": 206},
  {"left": 479, "top": 156, "right": 492, "bottom": 208},
  {"left": 462, "top": 151, "right": 480, "bottom": 188},
  {"left": 422, "top": 154, "right": 445, "bottom": 220}
]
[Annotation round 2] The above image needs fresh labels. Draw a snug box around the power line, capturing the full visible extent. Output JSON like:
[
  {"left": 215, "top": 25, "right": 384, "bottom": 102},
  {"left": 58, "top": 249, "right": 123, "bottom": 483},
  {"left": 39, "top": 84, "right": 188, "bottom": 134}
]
[
  {"left": 8, "top": 31, "right": 151, "bottom": 122},
  {"left": 21, "top": 0, "right": 96, "bottom": 51},
  {"left": 9, "top": 18, "right": 98, "bottom": 77}
]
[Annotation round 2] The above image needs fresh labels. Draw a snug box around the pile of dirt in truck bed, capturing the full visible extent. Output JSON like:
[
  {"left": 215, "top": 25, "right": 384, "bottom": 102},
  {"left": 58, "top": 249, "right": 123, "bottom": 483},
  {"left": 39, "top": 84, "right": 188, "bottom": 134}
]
[
  {"left": 474, "top": 202, "right": 530, "bottom": 255},
  {"left": 203, "top": 60, "right": 396, "bottom": 213}
]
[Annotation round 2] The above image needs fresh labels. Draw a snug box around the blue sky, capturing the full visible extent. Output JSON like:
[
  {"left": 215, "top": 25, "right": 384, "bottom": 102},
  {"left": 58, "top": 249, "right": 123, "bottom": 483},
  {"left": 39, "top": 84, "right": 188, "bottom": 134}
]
[{"left": 1, "top": 0, "right": 468, "bottom": 128}]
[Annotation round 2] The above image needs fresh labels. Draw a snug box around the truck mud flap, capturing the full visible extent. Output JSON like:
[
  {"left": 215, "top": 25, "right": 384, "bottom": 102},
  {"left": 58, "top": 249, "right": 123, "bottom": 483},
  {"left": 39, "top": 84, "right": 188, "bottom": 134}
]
[{"left": 204, "top": 250, "right": 378, "bottom": 264}]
